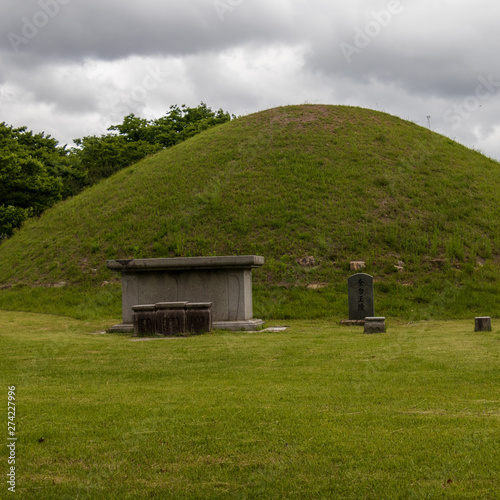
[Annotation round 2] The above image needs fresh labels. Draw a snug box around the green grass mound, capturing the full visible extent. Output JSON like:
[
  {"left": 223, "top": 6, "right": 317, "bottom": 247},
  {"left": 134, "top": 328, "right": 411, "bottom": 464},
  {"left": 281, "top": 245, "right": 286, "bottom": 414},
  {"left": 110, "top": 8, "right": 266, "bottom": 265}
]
[{"left": 0, "top": 105, "right": 499, "bottom": 319}]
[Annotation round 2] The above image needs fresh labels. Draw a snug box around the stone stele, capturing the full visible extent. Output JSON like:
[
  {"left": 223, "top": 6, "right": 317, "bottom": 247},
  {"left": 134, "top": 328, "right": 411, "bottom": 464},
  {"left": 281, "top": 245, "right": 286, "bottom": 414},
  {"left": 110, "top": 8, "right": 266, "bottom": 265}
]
[
  {"left": 107, "top": 255, "right": 265, "bottom": 332},
  {"left": 348, "top": 273, "right": 374, "bottom": 320}
]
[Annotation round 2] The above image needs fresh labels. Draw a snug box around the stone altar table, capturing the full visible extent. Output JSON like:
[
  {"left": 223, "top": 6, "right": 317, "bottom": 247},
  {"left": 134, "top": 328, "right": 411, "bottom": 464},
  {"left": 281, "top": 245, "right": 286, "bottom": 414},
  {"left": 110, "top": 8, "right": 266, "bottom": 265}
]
[{"left": 106, "top": 255, "right": 265, "bottom": 332}]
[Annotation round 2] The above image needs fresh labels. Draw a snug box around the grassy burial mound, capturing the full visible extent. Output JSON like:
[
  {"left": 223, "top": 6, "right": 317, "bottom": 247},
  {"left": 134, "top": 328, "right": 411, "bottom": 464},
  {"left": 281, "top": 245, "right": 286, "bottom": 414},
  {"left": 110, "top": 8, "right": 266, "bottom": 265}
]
[{"left": 0, "top": 105, "right": 499, "bottom": 319}]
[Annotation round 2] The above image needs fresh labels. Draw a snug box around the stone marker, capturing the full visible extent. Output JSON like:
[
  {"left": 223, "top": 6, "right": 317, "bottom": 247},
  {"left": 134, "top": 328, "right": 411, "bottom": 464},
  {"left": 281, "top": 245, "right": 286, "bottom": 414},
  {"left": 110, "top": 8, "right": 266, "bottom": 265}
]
[
  {"left": 185, "top": 302, "right": 212, "bottom": 333},
  {"left": 348, "top": 273, "right": 374, "bottom": 320},
  {"left": 350, "top": 261, "right": 366, "bottom": 271},
  {"left": 156, "top": 302, "right": 187, "bottom": 336},
  {"left": 364, "top": 317, "right": 386, "bottom": 334},
  {"left": 297, "top": 256, "right": 315, "bottom": 267},
  {"left": 475, "top": 316, "right": 492, "bottom": 332},
  {"left": 132, "top": 304, "right": 156, "bottom": 337}
]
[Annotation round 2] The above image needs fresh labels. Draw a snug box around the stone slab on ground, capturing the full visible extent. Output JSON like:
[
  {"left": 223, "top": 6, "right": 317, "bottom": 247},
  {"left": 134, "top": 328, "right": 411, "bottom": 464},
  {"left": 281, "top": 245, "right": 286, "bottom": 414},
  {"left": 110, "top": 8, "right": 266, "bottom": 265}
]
[
  {"left": 212, "top": 319, "right": 265, "bottom": 331},
  {"left": 129, "top": 326, "right": 288, "bottom": 340}
]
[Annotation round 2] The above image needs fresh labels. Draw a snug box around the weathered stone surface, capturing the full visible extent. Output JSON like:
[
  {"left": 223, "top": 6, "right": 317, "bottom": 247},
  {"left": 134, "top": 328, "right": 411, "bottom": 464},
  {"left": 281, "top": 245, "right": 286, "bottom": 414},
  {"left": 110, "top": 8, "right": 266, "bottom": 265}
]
[
  {"left": 364, "top": 317, "right": 385, "bottom": 334},
  {"left": 394, "top": 260, "right": 405, "bottom": 272},
  {"left": 107, "top": 255, "right": 264, "bottom": 272},
  {"left": 107, "top": 256, "right": 264, "bottom": 331},
  {"left": 348, "top": 273, "right": 374, "bottom": 320},
  {"left": 306, "top": 283, "right": 327, "bottom": 290},
  {"left": 185, "top": 302, "right": 212, "bottom": 334},
  {"left": 297, "top": 256, "right": 315, "bottom": 267},
  {"left": 156, "top": 302, "right": 187, "bottom": 336},
  {"left": 132, "top": 304, "right": 156, "bottom": 337},
  {"left": 350, "top": 261, "right": 366, "bottom": 271},
  {"left": 107, "top": 323, "right": 134, "bottom": 333},
  {"left": 212, "top": 319, "right": 264, "bottom": 331},
  {"left": 475, "top": 316, "right": 492, "bottom": 332}
]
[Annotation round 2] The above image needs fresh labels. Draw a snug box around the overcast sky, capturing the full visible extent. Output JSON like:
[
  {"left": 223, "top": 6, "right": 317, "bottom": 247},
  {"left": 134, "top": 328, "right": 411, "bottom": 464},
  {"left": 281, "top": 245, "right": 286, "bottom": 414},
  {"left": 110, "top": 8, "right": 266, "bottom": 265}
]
[{"left": 2, "top": 0, "right": 500, "bottom": 161}]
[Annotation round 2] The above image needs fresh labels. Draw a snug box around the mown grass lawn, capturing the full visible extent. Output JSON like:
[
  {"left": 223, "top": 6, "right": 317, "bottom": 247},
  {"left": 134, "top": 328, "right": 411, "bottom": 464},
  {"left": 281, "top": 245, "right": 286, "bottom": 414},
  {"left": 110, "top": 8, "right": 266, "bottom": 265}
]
[{"left": 1, "top": 311, "right": 499, "bottom": 499}]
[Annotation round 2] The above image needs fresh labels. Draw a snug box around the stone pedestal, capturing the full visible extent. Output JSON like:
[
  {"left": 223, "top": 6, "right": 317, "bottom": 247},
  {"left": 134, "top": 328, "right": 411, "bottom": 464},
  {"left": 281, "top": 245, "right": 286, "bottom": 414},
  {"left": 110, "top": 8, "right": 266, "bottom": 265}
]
[
  {"left": 107, "top": 256, "right": 264, "bottom": 332},
  {"left": 185, "top": 302, "right": 212, "bottom": 334},
  {"left": 156, "top": 302, "right": 187, "bottom": 336},
  {"left": 475, "top": 317, "right": 492, "bottom": 332},
  {"left": 132, "top": 304, "right": 156, "bottom": 337},
  {"left": 364, "top": 317, "right": 386, "bottom": 334}
]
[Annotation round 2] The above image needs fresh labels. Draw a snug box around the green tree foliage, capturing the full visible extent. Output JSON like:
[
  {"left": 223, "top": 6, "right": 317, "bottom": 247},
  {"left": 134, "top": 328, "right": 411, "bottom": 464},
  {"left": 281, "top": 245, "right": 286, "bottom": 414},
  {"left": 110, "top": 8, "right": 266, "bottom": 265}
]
[
  {"left": 0, "top": 205, "right": 28, "bottom": 240},
  {"left": 0, "top": 103, "right": 232, "bottom": 239},
  {"left": 110, "top": 103, "right": 233, "bottom": 147},
  {"left": 0, "top": 122, "right": 85, "bottom": 199},
  {"left": 72, "top": 103, "right": 233, "bottom": 185},
  {"left": 0, "top": 123, "right": 75, "bottom": 238},
  {"left": 0, "top": 153, "right": 62, "bottom": 238},
  {"left": 72, "top": 135, "right": 161, "bottom": 187}
]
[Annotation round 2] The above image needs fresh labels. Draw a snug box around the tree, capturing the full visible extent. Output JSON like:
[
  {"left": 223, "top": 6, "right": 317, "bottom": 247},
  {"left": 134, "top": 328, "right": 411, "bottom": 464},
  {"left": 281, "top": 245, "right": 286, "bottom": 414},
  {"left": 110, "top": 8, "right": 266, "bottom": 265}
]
[
  {"left": 72, "top": 102, "right": 233, "bottom": 186},
  {"left": 0, "top": 153, "right": 62, "bottom": 238},
  {"left": 109, "top": 103, "right": 232, "bottom": 147},
  {"left": 0, "top": 122, "right": 85, "bottom": 199},
  {"left": 72, "top": 135, "right": 161, "bottom": 186},
  {"left": 0, "top": 103, "right": 234, "bottom": 239},
  {"left": 0, "top": 205, "right": 29, "bottom": 240}
]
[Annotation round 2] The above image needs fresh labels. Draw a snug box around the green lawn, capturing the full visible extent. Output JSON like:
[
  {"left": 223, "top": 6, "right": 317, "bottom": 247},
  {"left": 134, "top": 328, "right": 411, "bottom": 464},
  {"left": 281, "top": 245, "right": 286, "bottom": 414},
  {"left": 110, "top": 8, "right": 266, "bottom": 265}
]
[{"left": 1, "top": 311, "right": 499, "bottom": 499}]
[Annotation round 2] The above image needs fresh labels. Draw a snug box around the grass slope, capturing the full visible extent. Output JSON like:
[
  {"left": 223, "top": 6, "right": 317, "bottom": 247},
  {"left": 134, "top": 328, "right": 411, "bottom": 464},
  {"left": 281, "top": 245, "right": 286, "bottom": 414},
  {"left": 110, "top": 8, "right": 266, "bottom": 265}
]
[{"left": 0, "top": 105, "right": 499, "bottom": 319}]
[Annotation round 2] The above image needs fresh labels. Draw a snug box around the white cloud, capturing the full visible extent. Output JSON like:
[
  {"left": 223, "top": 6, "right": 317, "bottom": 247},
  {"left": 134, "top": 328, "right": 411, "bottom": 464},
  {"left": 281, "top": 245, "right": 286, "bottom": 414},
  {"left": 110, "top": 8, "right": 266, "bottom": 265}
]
[{"left": 1, "top": 0, "right": 500, "bottom": 160}]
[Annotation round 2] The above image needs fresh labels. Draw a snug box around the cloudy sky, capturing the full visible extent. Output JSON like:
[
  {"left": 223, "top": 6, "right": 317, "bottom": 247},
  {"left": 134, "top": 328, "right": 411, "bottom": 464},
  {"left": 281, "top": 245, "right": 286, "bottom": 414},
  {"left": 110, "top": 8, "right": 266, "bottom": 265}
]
[{"left": 2, "top": 0, "right": 500, "bottom": 160}]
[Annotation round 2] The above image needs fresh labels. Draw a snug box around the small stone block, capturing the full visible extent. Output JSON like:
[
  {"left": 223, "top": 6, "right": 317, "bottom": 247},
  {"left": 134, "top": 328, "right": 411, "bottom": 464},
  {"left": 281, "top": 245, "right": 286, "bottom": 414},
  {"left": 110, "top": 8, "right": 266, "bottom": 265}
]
[
  {"left": 364, "top": 317, "right": 386, "bottom": 334},
  {"left": 185, "top": 302, "right": 212, "bottom": 334},
  {"left": 155, "top": 302, "right": 187, "bottom": 336},
  {"left": 350, "top": 261, "right": 366, "bottom": 271},
  {"left": 475, "top": 317, "right": 492, "bottom": 332},
  {"left": 132, "top": 304, "right": 157, "bottom": 337}
]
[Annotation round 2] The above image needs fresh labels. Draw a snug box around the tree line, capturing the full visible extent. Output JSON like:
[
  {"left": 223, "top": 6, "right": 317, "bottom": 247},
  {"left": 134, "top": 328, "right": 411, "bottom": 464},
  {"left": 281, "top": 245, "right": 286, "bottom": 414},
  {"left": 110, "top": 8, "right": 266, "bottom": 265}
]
[{"left": 0, "top": 103, "right": 232, "bottom": 240}]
